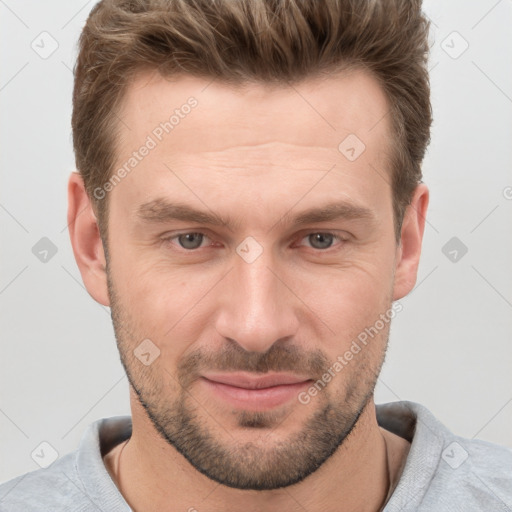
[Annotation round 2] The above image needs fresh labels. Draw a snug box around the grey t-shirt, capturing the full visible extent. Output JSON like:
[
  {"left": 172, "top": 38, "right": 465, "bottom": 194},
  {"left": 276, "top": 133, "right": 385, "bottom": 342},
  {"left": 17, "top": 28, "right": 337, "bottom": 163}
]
[{"left": 1, "top": 401, "right": 511, "bottom": 511}]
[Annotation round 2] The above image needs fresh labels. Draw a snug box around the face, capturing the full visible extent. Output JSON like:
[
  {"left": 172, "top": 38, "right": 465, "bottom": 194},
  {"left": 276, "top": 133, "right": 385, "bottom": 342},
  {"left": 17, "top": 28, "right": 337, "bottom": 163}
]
[{"left": 101, "top": 68, "right": 402, "bottom": 490}]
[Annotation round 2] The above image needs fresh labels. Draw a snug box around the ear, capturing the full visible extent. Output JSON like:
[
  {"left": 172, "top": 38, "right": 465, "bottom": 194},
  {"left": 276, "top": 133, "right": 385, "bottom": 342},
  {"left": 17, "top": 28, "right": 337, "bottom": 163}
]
[
  {"left": 67, "top": 172, "right": 110, "bottom": 306},
  {"left": 392, "top": 184, "right": 429, "bottom": 300}
]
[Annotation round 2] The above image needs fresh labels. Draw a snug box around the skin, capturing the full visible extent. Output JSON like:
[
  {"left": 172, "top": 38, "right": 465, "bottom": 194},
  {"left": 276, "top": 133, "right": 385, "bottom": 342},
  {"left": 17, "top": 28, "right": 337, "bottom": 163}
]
[{"left": 68, "top": 68, "right": 428, "bottom": 511}]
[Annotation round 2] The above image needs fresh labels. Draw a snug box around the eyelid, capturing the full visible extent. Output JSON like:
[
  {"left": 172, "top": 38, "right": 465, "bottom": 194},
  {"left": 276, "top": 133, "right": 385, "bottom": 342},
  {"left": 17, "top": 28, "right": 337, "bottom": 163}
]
[
  {"left": 295, "top": 231, "right": 349, "bottom": 250},
  {"left": 160, "top": 231, "right": 214, "bottom": 249}
]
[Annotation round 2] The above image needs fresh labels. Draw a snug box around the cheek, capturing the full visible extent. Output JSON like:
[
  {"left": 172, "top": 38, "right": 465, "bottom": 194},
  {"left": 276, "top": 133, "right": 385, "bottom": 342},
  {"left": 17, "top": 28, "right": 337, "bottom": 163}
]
[
  {"left": 111, "top": 254, "right": 219, "bottom": 360},
  {"left": 302, "top": 259, "right": 395, "bottom": 351}
]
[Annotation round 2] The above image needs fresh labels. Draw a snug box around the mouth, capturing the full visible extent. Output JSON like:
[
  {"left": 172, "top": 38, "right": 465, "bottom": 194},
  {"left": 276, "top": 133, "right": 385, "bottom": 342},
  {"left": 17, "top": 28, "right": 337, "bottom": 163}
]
[{"left": 199, "top": 372, "right": 313, "bottom": 411}]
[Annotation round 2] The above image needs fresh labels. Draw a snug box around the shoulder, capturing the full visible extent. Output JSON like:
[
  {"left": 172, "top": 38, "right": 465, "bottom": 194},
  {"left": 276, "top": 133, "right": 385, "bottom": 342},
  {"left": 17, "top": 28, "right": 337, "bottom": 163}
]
[
  {"left": 379, "top": 401, "right": 512, "bottom": 511},
  {"left": 428, "top": 436, "right": 512, "bottom": 507},
  {"left": 0, "top": 453, "right": 84, "bottom": 511},
  {"left": 0, "top": 415, "right": 131, "bottom": 512}
]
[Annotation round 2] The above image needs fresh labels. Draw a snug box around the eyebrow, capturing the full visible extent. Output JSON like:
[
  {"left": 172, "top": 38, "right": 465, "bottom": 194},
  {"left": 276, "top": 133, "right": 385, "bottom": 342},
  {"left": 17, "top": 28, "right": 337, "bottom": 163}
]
[{"left": 136, "top": 198, "right": 376, "bottom": 231}]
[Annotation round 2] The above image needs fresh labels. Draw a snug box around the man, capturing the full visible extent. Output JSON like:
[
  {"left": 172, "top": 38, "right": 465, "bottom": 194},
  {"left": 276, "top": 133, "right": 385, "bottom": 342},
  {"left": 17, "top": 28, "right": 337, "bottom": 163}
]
[{"left": 1, "top": 0, "right": 511, "bottom": 510}]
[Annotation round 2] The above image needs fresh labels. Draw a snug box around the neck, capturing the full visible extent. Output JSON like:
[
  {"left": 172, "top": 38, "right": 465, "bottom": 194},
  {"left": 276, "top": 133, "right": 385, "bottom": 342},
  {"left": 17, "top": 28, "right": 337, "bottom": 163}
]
[{"left": 107, "top": 392, "right": 407, "bottom": 512}]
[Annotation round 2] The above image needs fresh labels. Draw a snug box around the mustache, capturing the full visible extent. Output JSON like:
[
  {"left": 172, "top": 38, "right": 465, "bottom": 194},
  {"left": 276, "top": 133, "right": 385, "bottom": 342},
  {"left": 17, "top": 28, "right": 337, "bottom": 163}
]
[{"left": 177, "top": 342, "right": 330, "bottom": 387}]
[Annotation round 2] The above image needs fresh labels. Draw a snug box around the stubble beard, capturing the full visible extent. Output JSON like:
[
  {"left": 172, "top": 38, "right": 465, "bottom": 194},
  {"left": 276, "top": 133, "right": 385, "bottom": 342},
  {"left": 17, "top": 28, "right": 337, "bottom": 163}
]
[{"left": 106, "top": 268, "right": 389, "bottom": 490}]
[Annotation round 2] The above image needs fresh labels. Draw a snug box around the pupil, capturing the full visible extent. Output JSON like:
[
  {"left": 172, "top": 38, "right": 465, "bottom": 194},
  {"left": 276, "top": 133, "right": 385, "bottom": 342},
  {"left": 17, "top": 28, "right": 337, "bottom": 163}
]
[
  {"left": 310, "top": 233, "right": 333, "bottom": 249},
  {"left": 179, "top": 233, "right": 203, "bottom": 249}
]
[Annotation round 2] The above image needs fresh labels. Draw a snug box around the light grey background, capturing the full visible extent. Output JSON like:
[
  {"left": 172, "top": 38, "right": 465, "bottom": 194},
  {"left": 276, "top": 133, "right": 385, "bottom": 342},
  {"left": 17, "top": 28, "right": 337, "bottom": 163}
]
[{"left": 1, "top": 0, "right": 511, "bottom": 484}]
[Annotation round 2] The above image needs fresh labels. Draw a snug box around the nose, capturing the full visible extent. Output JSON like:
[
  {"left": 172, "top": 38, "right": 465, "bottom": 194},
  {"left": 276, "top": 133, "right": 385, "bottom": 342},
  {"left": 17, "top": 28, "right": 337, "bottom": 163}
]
[{"left": 214, "top": 248, "right": 300, "bottom": 353}]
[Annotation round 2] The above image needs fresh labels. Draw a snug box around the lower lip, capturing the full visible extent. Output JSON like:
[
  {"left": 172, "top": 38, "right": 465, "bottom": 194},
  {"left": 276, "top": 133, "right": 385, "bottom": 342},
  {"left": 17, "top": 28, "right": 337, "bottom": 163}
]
[{"left": 200, "top": 378, "right": 311, "bottom": 411}]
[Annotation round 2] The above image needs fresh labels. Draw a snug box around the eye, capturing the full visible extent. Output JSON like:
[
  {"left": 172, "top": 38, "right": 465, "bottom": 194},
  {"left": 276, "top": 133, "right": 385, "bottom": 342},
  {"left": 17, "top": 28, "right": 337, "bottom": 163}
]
[
  {"left": 163, "top": 232, "right": 211, "bottom": 250},
  {"left": 299, "top": 232, "right": 346, "bottom": 250},
  {"left": 161, "top": 231, "right": 347, "bottom": 252}
]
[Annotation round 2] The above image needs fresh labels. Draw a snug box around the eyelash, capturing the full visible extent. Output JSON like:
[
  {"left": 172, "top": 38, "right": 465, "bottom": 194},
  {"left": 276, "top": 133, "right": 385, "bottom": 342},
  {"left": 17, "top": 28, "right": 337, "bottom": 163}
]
[{"left": 160, "top": 231, "right": 349, "bottom": 252}]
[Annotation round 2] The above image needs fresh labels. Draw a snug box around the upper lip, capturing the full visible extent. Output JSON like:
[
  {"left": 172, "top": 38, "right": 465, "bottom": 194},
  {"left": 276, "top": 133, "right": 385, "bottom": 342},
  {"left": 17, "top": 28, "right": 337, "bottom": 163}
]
[{"left": 202, "top": 372, "right": 311, "bottom": 390}]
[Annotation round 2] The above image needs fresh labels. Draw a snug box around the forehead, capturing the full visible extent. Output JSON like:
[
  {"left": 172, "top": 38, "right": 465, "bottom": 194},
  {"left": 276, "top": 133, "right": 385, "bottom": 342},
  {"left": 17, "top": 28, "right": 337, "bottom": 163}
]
[
  {"left": 110, "top": 68, "right": 393, "bottom": 222},
  {"left": 117, "top": 67, "right": 391, "bottom": 155}
]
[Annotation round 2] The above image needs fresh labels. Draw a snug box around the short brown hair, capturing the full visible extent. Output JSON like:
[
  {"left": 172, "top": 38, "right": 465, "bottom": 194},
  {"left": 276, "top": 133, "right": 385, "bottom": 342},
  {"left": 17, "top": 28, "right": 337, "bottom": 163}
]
[{"left": 72, "top": 0, "right": 432, "bottom": 240}]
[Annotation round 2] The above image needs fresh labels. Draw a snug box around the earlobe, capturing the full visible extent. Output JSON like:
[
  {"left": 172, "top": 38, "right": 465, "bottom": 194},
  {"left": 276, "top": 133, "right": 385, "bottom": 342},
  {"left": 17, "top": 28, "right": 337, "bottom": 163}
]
[
  {"left": 67, "top": 172, "right": 110, "bottom": 306},
  {"left": 392, "top": 184, "right": 429, "bottom": 301}
]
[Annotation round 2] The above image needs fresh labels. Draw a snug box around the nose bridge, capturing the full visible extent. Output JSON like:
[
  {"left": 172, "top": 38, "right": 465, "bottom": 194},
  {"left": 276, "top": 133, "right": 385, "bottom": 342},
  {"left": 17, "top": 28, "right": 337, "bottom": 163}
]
[{"left": 214, "top": 246, "right": 299, "bottom": 352}]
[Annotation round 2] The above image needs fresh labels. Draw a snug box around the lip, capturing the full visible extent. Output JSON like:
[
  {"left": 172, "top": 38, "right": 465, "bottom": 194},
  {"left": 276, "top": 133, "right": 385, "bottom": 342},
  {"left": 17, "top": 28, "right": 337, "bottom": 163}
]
[{"left": 200, "top": 372, "right": 312, "bottom": 411}]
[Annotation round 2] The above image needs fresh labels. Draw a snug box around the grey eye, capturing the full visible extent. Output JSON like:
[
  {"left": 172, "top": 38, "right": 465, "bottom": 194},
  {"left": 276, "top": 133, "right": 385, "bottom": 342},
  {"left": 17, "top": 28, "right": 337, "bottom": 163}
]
[
  {"left": 178, "top": 233, "right": 204, "bottom": 249},
  {"left": 308, "top": 233, "right": 334, "bottom": 249}
]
